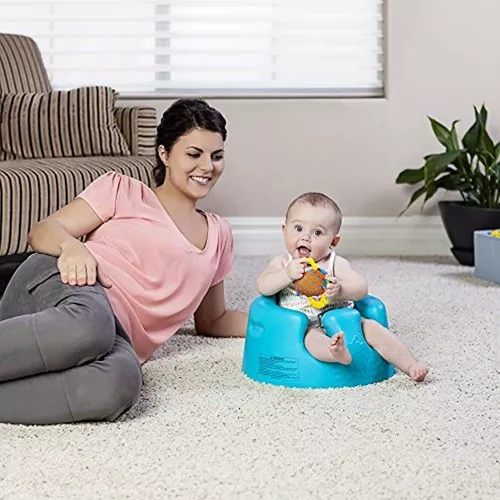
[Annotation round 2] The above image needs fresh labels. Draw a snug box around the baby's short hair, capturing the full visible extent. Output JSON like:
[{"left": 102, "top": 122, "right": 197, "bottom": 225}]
[{"left": 286, "top": 192, "right": 342, "bottom": 232}]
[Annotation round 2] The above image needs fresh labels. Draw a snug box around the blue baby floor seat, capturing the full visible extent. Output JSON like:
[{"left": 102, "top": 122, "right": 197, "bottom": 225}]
[{"left": 242, "top": 294, "right": 395, "bottom": 389}]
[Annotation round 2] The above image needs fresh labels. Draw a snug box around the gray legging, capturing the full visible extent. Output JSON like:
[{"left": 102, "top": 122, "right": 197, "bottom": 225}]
[{"left": 0, "top": 253, "right": 143, "bottom": 425}]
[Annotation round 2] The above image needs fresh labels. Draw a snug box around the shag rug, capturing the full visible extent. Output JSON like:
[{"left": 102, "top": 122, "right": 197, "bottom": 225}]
[{"left": 0, "top": 256, "right": 499, "bottom": 499}]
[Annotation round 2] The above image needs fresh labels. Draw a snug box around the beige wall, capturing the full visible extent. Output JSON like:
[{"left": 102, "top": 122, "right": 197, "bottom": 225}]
[{"left": 119, "top": 0, "right": 500, "bottom": 218}]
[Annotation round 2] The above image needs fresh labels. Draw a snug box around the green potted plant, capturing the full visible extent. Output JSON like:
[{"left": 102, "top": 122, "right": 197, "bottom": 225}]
[{"left": 395, "top": 104, "right": 500, "bottom": 266}]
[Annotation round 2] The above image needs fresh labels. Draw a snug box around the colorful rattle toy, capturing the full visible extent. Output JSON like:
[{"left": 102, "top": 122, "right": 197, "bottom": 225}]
[{"left": 293, "top": 257, "right": 330, "bottom": 309}]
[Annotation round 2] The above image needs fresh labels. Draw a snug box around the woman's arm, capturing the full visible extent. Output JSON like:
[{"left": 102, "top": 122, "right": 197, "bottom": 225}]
[
  {"left": 28, "top": 198, "right": 104, "bottom": 257},
  {"left": 194, "top": 281, "right": 248, "bottom": 338}
]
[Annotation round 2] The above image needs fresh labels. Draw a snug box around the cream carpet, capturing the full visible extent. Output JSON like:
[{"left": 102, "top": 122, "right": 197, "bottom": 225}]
[{"left": 1, "top": 255, "right": 499, "bottom": 499}]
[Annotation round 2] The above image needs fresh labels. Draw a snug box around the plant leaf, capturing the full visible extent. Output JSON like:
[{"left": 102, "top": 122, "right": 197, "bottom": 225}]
[
  {"left": 424, "top": 183, "right": 438, "bottom": 202},
  {"left": 477, "top": 151, "right": 494, "bottom": 174},
  {"left": 429, "top": 117, "right": 451, "bottom": 149},
  {"left": 463, "top": 110, "right": 482, "bottom": 155},
  {"left": 399, "top": 104, "right": 500, "bottom": 210},
  {"left": 398, "top": 185, "right": 426, "bottom": 216},
  {"left": 463, "top": 104, "right": 495, "bottom": 161},
  {"left": 473, "top": 169, "right": 488, "bottom": 205},
  {"left": 424, "top": 150, "right": 464, "bottom": 188},
  {"left": 495, "top": 142, "right": 500, "bottom": 164},
  {"left": 479, "top": 103, "right": 488, "bottom": 123},
  {"left": 435, "top": 173, "right": 470, "bottom": 191},
  {"left": 449, "top": 120, "right": 461, "bottom": 150},
  {"left": 475, "top": 105, "right": 496, "bottom": 160},
  {"left": 453, "top": 151, "right": 473, "bottom": 178},
  {"left": 395, "top": 167, "right": 425, "bottom": 185}
]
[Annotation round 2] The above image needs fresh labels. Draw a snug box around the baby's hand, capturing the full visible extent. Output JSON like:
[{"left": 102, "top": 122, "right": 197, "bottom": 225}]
[
  {"left": 325, "top": 277, "right": 341, "bottom": 301},
  {"left": 286, "top": 258, "right": 307, "bottom": 281}
]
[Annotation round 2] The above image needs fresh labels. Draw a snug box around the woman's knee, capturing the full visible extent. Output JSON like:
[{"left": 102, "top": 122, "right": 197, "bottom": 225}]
[
  {"left": 109, "top": 356, "right": 143, "bottom": 420},
  {"left": 96, "top": 342, "right": 143, "bottom": 421},
  {"left": 64, "top": 301, "right": 116, "bottom": 359},
  {"left": 99, "top": 352, "right": 143, "bottom": 421},
  {"left": 65, "top": 345, "right": 143, "bottom": 422}
]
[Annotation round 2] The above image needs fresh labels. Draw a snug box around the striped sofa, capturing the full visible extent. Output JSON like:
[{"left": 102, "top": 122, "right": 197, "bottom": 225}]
[{"left": 0, "top": 34, "right": 157, "bottom": 262}]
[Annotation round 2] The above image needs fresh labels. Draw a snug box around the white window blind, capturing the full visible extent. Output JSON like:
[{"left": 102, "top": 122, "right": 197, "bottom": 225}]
[{"left": 0, "top": 0, "right": 384, "bottom": 97}]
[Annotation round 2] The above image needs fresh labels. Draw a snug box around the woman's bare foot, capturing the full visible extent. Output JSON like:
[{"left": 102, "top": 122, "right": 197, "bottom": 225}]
[
  {"left": 329, "top": 332, "right": 352, "bottom": 365},
  {"left": 405, "top": 362, "right": 429, "bottom": 382}
]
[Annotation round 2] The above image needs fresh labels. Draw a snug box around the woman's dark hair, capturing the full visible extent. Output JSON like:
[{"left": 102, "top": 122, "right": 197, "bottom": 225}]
[{"left": 153, "top": 98, "right": 227, "bottom": 186}]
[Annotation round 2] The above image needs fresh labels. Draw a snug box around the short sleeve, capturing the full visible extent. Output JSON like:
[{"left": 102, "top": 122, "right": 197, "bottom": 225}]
[
  {"left": 211, "top": 217, "right": 234, "bottom": 286},
  {"left": 77, "top": 171, "right": 122, "bottom": 222}
]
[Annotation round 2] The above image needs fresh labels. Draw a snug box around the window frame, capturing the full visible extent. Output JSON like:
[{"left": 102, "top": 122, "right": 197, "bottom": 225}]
[{"left": 1, "top": 0, "right": 387, "bottom": 100}]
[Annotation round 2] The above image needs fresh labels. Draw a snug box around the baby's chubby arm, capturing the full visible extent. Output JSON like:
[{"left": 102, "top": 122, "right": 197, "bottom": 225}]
[
  {"left": 256, "top": 255, "right": 307, "bottom": 296},
  {"left": 331, "top": 255, "right": 368, "bottom": 301}
]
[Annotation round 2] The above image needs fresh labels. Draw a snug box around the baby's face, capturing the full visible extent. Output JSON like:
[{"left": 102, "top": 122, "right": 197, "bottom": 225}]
[{"left": 283, "top": 203, "right": 339, "bottom": 262}]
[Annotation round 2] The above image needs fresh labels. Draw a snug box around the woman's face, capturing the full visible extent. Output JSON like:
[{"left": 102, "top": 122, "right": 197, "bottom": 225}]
[{"left": 158, "top": 128, "right": 225, "bottom": 201}]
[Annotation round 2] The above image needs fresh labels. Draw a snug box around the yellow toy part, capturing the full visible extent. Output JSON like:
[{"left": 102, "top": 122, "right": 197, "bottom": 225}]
[
  {"left": 294, "top": 257, "right": 329, "bottom": 297},
  {"left": 303, "top": 257, "right": 330, "bottom": 310},
  {"left": 490, "top": 229, "right": 500, "bottom": 238},
  {"left": 306, "top": 257, "right": 319, "bottom": 269},
  {"left": 307, "top": 294, "right": 329, "bottom": 309}
]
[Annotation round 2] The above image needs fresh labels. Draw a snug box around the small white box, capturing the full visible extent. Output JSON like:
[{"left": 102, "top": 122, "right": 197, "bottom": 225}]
[{"left": 474, "top": 230, "right": 500, "bottom": 285}]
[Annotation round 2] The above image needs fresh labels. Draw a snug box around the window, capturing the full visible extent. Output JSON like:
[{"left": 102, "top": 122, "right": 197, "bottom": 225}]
[{"left": 0, "top": 0, "right": 385, "bottom": 97}]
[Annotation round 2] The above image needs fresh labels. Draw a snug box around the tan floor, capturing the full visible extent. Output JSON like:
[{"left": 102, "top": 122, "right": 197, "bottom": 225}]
[{"left": 1, "top": 255, "right": 499, "bottom": 499}]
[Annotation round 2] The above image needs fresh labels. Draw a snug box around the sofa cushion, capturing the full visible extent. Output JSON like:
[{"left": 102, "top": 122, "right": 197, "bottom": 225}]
[
  {"left": 114, "top": 106, "right": 157, "bottom": 156},
  {"left": 0, "top": 156, "right": 154, "bottom": 256},
  {"left": 0, "top": 86, "right": 131, "bottom": 160}
]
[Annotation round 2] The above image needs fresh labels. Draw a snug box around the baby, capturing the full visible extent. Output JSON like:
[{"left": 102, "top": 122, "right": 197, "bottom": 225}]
[{"left": 256, "top": 192, "right": 429, "bottom": 382}]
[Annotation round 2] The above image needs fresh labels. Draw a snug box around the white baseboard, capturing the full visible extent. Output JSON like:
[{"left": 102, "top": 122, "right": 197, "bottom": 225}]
[{"left": 227, "top": 216, "right": 450, "bottom": 257}]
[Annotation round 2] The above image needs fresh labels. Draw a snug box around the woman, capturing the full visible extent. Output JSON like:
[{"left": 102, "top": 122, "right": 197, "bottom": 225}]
[{"left": 0, "top": 99, "right": 248, "bottom": 425}]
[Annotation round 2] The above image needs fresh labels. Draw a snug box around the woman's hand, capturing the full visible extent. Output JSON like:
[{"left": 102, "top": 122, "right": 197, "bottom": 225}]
[{"left": 58, "top": 240, "right": 112, "bottom": 288}]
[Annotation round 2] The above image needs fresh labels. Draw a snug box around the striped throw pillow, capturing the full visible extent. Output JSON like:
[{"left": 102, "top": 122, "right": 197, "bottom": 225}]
[{"left": 0, "top": 86, "right": 131, "bottom": 159}]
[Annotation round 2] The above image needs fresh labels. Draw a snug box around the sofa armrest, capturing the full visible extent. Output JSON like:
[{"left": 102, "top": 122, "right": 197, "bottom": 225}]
[{"left": 114, "top": 106, "right": 157, "bottom": 156}]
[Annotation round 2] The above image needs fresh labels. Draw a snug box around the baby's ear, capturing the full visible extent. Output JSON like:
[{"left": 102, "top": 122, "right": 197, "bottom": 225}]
[{"left": 331, "top": 235, "right": 340, "bottom": 247}]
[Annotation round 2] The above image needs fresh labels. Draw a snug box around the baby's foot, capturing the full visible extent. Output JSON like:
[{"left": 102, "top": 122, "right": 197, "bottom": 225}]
[
  {"left": 329, "top": 332, "right": 352, "bottom": 365},
  {"left": 406, "top": 362, "right": 429, "bottom": 382}
]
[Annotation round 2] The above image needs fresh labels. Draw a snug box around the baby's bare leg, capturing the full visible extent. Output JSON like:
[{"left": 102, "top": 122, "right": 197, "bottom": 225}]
[
  {"left": 304, "top": 327, "right": 352, "bottom": 364},
  {"left": 362, "top": 319, "right": 429, "bottom": 382}
]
